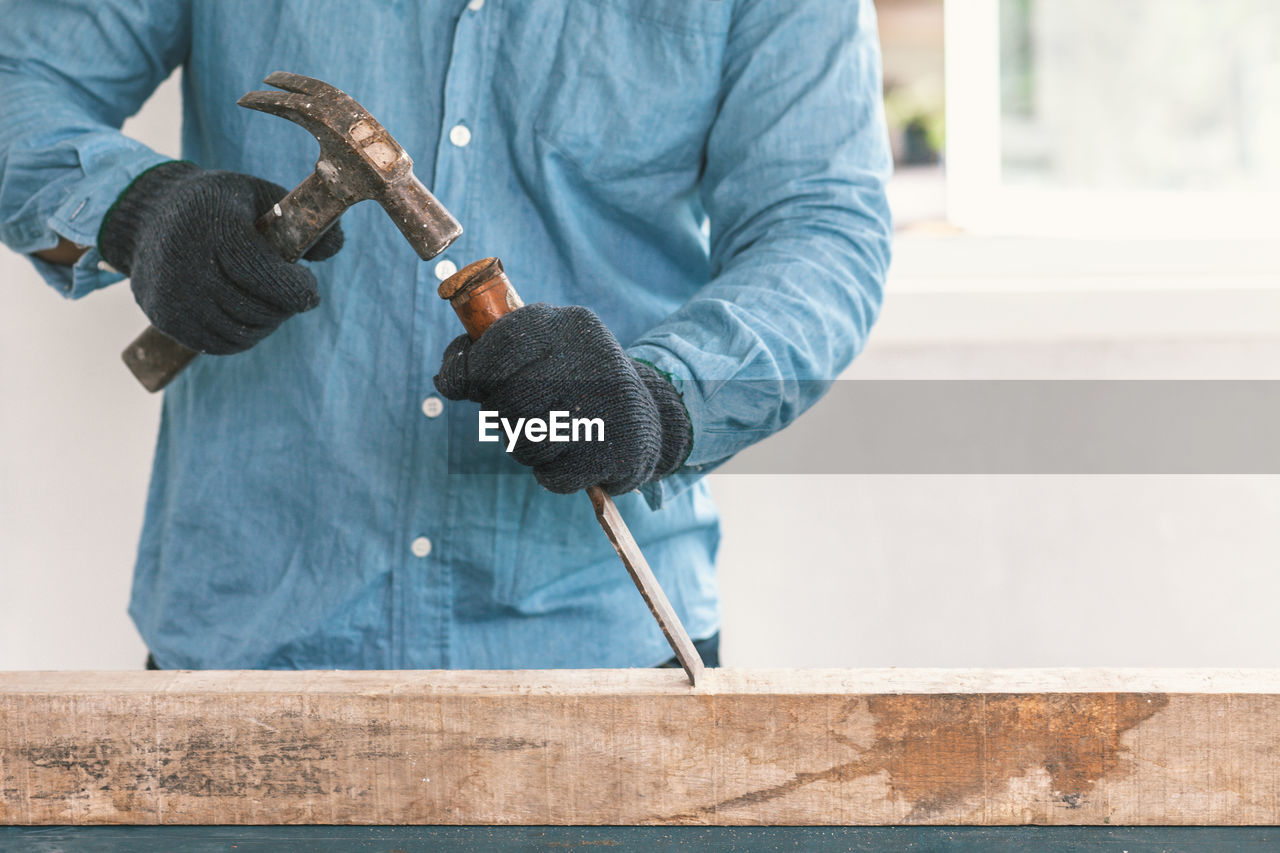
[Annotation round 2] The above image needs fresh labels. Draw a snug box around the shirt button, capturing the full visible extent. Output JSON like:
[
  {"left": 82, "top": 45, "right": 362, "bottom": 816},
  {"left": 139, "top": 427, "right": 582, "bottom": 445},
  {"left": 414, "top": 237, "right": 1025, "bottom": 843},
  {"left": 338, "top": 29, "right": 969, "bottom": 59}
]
[
  {"left": 434, "top": 259, "right": 458, "bottom": 280},
  {"left": 449, "top": 124, "right": 472, "bottom": 148},
  {"left": 411, "top": 537, "right": 433, "bottom": 558},
  {"left": 468, "top": 0, "right": 484, "bottom": 10},
  {"left": 421, "top": 396, "right": 444, "bottom": 418}
]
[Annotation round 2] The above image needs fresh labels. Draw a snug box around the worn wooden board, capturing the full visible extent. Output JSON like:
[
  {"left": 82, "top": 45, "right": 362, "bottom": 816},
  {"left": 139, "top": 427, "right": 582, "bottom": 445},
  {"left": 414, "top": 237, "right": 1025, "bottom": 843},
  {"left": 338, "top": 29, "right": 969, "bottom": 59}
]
[{"left": 2, "top": 668, "right": 1280, "bottom": 825}]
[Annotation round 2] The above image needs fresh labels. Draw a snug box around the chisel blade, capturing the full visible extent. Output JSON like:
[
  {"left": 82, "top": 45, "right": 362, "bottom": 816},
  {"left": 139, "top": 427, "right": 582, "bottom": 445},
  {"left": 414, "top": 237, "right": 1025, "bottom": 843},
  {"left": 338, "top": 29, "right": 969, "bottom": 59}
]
[{"left": 587, "top": 485, "right": 705, "bottom": 686}]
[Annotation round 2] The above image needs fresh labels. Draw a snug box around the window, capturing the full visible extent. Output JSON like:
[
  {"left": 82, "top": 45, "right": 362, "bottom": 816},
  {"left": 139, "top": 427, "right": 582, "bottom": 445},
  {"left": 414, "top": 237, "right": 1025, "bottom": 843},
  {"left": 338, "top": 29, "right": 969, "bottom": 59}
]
[{"left": 945, "top": 0, "right": 1280, "bottom": 238}]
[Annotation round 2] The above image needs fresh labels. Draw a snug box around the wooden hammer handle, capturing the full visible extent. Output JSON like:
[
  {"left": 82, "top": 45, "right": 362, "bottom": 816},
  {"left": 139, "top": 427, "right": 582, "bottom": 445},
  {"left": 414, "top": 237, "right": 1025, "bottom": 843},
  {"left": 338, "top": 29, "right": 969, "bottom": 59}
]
[{"left": 121, "top": 325, "right": 200, "bottom": 393}]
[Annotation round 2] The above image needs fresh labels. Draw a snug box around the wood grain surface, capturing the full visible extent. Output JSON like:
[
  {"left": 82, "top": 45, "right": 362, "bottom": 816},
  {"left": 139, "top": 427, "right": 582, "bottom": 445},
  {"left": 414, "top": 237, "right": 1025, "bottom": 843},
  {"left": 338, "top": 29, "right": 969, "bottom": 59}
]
[{"left": 2, "top": 668, "right": 1279, "bottom": 825}]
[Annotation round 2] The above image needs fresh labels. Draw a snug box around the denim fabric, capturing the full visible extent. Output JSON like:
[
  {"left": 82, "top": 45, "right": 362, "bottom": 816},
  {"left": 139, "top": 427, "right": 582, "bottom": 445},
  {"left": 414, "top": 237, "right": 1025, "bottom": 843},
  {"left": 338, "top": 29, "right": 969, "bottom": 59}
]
[{"left": 0, "top": 0, "right": 892, "bottom": 669}]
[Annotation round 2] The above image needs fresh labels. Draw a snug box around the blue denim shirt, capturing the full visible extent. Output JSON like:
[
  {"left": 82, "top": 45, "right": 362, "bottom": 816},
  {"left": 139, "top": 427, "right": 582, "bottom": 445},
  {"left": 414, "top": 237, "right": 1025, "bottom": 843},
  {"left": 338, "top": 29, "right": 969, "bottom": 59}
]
[{"left": 0, "top": 0, "right": 891, "bottom": 669}]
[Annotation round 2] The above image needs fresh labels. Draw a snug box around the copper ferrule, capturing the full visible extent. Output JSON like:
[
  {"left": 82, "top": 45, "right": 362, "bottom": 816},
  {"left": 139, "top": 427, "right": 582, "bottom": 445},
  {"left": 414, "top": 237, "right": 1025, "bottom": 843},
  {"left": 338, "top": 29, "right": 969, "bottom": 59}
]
[{"left": 438, "top": 257, "right": 525, "bottom": 340}]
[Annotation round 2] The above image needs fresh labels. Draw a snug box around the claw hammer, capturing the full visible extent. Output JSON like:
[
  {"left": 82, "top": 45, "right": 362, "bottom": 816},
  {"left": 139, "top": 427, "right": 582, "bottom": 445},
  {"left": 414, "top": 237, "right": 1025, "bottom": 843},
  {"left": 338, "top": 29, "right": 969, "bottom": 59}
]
[{"left": 122, "top": 72, "right": 463, "bottom": 391}]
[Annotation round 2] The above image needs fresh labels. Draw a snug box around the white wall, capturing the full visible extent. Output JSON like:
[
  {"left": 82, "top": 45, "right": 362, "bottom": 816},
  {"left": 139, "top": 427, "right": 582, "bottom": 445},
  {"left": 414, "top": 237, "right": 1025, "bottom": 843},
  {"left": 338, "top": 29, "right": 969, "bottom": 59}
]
[
  {"left": 4, "top": 76, "right": 1280, "bottom": 670},
  {"left": 717, "top": 339, "right": 1280, "bottom": 668},
  {"left": 0, "top": 75, "right": 179, "bottom": 669}
]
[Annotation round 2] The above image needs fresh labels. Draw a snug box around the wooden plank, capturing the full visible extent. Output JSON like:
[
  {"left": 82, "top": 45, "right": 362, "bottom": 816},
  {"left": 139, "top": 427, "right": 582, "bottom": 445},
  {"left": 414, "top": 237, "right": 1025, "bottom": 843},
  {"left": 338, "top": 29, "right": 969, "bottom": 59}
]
[{"left": 3, "top": 668, "right": 1280, "bottom": 825}]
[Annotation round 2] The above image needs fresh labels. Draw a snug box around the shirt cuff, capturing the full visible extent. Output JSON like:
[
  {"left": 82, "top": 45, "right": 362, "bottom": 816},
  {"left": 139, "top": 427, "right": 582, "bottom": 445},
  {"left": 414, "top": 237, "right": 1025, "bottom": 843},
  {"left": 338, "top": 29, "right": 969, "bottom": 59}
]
[
  {"left": 26, "top": 146, "right": 170, "bottom": 299},
  {"left": 628, "top": 343, "right": 733, "bottom": 511},
  {"left": 28, "top": 246, "right": 126, "bottom": 299}
]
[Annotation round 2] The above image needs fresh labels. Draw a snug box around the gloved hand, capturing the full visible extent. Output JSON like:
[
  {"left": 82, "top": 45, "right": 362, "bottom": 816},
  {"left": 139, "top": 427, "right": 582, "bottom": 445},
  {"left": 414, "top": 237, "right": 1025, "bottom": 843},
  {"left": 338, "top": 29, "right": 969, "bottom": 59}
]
[
  {"left": 99, "top": 161, "right": 344, "bottom": 354},
  {"left": 434, "top": 303, "right": 693, "bottom": 495}
]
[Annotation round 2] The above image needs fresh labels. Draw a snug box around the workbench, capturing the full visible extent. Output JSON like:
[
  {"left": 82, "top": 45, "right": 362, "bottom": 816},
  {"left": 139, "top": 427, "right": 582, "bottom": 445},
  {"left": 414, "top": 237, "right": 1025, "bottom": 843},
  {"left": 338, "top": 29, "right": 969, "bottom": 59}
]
[{"left": 3, "top": 669, "right": 1278, "bottom": 847}]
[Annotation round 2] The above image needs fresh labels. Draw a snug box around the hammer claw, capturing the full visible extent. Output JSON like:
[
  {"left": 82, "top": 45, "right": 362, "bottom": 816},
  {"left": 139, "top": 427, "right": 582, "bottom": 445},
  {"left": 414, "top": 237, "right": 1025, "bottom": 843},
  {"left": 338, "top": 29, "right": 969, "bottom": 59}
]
[
  {"left": 235, "top": 89, "right": 313, "bottom": 119},
  {"left": 260, "top": 71, "right": 338, "bottom": 97}
]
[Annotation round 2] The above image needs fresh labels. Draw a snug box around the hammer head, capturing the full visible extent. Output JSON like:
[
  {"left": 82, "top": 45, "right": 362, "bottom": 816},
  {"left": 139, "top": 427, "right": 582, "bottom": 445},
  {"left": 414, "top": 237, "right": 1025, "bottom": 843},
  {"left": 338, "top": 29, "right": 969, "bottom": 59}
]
[{"left": 238, "top": 72, "right": 461, "bottom": 261}]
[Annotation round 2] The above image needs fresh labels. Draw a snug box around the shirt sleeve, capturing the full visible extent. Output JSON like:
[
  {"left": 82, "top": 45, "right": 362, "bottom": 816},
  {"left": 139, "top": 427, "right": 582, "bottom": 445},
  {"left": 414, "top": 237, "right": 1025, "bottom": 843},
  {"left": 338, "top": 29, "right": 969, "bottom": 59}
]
[
  {"left": 0, "top": 0, "right": 190, "bottom": 298},
  {"left": 627, "top": 0, "right": 894, "bottom": 507}
]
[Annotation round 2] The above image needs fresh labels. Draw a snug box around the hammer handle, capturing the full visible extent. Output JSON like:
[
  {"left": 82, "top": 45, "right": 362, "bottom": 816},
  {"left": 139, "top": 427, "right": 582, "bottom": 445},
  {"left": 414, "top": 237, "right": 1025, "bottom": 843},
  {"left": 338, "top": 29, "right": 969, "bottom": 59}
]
[{"left": 122, "top": 171, "right": 348, "bottom": 392}]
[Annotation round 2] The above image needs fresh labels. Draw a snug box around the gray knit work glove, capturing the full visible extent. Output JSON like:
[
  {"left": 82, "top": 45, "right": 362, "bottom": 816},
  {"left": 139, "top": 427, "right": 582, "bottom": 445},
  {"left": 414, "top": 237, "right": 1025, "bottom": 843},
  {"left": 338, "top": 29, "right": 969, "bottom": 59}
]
[
  {"left": 99, "top": 161, "right": 344, "bottom": 354},
  {"left": 434, "top": 303, "right": 693, "bottom": 495}
]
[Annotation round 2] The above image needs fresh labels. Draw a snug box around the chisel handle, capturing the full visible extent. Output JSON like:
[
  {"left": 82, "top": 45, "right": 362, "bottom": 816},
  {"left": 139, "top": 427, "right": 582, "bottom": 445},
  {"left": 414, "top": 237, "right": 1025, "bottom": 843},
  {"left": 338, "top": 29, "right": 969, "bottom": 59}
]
[{"left": 437, "top": 256, "right": 524, "bottom": 340}]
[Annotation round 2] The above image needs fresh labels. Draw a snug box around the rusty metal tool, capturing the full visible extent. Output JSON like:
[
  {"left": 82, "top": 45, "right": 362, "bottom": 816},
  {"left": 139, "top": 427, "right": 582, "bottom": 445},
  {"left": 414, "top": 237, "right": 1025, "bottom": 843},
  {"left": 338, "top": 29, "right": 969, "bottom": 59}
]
[
  {"left": 439, "top": 257, "right": 706, "bottom": 686},
  {"left": 123, "top": 71, "right": 463, "bottom": 392}
]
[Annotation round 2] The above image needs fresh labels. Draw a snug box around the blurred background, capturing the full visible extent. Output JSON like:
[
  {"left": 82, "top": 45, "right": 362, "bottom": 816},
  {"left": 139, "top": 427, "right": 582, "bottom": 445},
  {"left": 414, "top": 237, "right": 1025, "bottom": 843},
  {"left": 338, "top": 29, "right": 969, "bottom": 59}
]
[{"left": 3, "top": 0, "right": 1279, "bottom": 669}]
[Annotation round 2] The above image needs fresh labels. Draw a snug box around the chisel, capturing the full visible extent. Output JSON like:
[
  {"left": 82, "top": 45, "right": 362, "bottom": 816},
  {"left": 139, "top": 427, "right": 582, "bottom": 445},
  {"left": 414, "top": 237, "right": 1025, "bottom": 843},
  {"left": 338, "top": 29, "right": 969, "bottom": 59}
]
[{"left": 439, "top": 257, "right": 705, "bottom": 686}]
